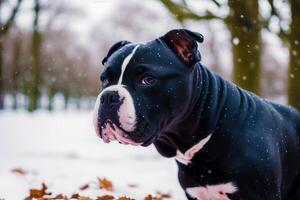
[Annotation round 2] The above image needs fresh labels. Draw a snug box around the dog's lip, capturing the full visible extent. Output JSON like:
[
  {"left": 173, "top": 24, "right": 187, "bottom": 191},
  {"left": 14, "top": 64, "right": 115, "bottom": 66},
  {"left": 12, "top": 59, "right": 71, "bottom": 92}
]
[
  {"left": 99, "top": 121, "right": 142, "bottom": 146},
  {"left": 98, "top": 119, "right": 114, "bottom": 140}
]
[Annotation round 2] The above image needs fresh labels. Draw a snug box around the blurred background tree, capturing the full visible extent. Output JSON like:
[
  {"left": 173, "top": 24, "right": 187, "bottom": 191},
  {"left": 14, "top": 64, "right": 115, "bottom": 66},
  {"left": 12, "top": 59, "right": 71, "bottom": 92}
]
[
  {"left": 28, "top": 0, "right": 41, "bottom": 111},
  {"left": 262, "top": 0, "right": 300, "bottom": 111},
  {"left": 160, "top": 0, "right": 262, "bottom": 95},
  {"left": 0, "top": 0, "right": 23, "bottom": 109},
  {"left": 288, "top": 0, "right": 300, "bottom": 112},
  {"left": 0, "top": 0, "right": 299, "bottom": 112}
]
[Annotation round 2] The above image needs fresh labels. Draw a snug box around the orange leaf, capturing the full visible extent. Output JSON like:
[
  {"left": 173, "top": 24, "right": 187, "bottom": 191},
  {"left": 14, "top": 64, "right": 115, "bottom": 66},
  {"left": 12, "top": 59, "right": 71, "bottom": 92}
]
[
  {"left": 25, "top": 183, "right": 51, "bottom": 199},
  {"left": 70, "top": 193, "right": 80, "bottom": 199},
  {"left": 98, "top": 177, "right": 113, "bottom": 191},
  {"left": 144, "top": 194, "right": 169, "bottom": 200},
  {"left": 11, "top": 168, "right": 27, "bottom": 175},
  {"left": 118, "top": 196, "right": 134, "bottom": 200},
  {"left": 96, "top": 195, "right": 115, "bottom": 200},
  {"left": 156, "top": 191, "right": 172, "bottom": 199},
  {"left": 53, "top": 194, "right": 68, "bottom": 199},
  {"left": 144, "top": 195, "right": 154, "bottom": 200},
  {"left": 79, "top": 184, "right": 90, "bottom": 190},
  {"left": 78, "top": 196, "right": 92, "bottom": 200}
]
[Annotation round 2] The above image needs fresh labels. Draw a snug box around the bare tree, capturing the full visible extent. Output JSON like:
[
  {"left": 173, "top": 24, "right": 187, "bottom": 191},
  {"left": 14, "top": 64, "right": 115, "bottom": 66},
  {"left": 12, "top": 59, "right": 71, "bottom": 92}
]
[
  {"left": 0, "top": 0, "right": 23, "bottom": 109},
  {"left": 28, "top": 0, "right": 41, "bottom": 111},
  {"left": 265, "top": 0, "right": 300, "bottom": 111},
  {"left": 227, "top": 0, "right": 261, "bottom": 95},
  {"left": 160, "top": 0, "right": 262, "bottom": 95},
  {"left": 288, "top": 0, "right": 300, "bottom": 111},
  {"left": 11, "top": 28, "right": 22, "bottom": 109}
]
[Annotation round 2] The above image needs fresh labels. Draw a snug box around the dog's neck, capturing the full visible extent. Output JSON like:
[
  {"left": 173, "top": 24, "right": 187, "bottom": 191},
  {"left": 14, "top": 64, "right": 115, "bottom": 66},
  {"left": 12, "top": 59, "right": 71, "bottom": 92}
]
[
  {"left": 188, "top": 64, "right": 227, "bottom": 133},
  {"left": 155, "top": 63, "right": 237, "bottom": 158}
]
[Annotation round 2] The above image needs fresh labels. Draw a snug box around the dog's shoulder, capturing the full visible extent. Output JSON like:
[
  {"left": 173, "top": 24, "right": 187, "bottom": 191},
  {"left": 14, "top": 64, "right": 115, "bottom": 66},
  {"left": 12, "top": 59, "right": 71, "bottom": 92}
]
[{"left": 267, "top": 101, "right": 300, "bottom": 123}]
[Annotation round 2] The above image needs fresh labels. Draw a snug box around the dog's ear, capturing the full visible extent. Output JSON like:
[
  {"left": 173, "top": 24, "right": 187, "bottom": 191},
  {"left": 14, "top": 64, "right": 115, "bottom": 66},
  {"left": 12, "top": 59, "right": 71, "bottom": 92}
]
[
  {"left": 102, "top": 40, "right": 131, "bottom": 65},
  {"left": 161, "top": 29, "right": 204, "bottom": 66}
]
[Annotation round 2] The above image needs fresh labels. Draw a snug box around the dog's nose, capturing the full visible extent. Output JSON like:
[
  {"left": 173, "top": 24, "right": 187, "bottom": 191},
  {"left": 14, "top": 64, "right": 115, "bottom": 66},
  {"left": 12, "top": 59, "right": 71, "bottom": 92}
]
[{"left": 100, "top": 91, "right": 120, "bottom": 105}]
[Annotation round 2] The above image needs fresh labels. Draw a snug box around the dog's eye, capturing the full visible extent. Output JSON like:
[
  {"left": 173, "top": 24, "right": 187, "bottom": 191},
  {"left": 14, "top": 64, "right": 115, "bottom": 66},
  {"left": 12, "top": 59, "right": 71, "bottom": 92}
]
[{"left": 141, "top": 75, "right": 156, "bottom": 86}]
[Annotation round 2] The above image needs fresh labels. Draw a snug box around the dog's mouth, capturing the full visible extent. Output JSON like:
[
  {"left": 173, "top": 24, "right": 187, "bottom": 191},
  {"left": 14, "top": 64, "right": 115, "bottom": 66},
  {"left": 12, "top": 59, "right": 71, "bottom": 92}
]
[
  {"left": 95, "top": 119, "right": 157, "bottom": 147},
  {"left": 97, "top": 120, "right": 142, "bottom": 146}
]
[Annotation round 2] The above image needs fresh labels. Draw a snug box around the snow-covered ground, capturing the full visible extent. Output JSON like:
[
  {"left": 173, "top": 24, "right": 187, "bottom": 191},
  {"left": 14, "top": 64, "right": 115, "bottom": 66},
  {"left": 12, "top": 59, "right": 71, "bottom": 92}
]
[{"left": 0, "top": 110, "right": 185, "bottom": 199}]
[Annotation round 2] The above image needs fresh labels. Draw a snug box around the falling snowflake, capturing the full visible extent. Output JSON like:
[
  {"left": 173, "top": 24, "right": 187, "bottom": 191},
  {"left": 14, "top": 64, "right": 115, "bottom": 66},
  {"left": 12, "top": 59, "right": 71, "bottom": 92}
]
[{"left": 232, "top": 37, "right": 240, "bottom": 45}]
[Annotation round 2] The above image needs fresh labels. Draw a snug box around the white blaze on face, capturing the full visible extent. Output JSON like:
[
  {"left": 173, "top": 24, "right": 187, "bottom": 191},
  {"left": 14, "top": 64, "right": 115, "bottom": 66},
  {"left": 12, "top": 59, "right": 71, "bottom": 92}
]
[
  {"left": 186, "top": 182, "right": 238, "bottom": 200},
  {"left": 93, "top": 45, "right": 139, "bottom": 136},
  {"left": 118, "top": 45, "right": 139, "bottom": 84}
]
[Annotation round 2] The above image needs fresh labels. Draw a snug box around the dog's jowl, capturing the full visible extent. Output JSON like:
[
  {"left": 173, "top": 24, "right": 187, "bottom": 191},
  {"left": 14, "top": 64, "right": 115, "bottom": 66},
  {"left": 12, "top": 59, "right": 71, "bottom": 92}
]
[{"left": 93, "top": 29, "right": 300, "bottom": 200}]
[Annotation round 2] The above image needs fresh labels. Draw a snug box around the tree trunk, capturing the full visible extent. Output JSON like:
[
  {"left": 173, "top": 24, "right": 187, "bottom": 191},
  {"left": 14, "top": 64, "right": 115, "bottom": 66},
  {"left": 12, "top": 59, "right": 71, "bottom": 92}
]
[
  {"left": 228, "top": 0, "right": 261, "bottom": 95},
  {"left": 288, "top": 0, "right": 300, "bottom": 111},
  {"left": 0, "top": 0, "right": 23, "bottom": 109},
  {"left": 47, "top": 87, "right": 54, "bottom": 111},
  {"left": 0, "top": 3, "right": 4, "bottom": 110},
  {"left": 12, "top": 35, "right": 21, "bottom": 110},
  {"left": 28, "top": 0, "right": 41, "bottom": 112},
  {"left": 63, "top": 90, "right": 69, "bottom": 110},
  {"left": 76, "top": 95, "right": 81, "bottom": 110},
  {"left": 0, "top": 38, "right": 4, "bottom": 109}
]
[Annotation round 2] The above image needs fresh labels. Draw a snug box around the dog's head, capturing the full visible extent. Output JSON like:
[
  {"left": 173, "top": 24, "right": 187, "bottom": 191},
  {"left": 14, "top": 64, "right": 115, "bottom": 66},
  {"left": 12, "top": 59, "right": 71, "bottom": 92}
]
[{"left": 93, "top": 29, "right": 204, "bottom": 146}]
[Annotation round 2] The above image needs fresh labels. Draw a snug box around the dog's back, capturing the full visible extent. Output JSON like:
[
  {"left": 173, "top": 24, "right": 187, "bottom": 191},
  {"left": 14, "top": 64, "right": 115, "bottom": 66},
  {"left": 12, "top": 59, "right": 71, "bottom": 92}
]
[
  {"left": 270, "top": 102, "right": 300, "bottom": 199},
  {"left": 270, "top": 101, "right": 300, "bottom": 125},
  {"left": 211, "top": 74, "right": 300, "bottom": 199}
]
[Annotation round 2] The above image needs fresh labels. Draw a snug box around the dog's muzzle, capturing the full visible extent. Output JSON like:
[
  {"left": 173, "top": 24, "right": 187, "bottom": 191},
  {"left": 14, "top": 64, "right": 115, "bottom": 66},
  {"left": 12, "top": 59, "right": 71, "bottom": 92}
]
[{"left": 93, "top": 85, "right": 141, "bottom": 146}]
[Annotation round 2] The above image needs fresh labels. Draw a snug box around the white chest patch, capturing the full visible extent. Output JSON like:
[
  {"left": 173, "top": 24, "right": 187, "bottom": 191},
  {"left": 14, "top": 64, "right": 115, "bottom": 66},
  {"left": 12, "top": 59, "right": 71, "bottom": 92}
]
[
  {"left": 175, "top": 134, "right": 212, "bottom": 165},
  {"left": 186, "top": 182, "right": 238, "bottom": 200}
]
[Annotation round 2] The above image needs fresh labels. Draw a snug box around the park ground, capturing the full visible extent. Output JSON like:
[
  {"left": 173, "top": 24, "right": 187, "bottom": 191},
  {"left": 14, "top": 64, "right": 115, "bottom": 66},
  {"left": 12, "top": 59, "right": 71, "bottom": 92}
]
[{"left": 0, "top": 110, "right": 185, "bottom": 199}]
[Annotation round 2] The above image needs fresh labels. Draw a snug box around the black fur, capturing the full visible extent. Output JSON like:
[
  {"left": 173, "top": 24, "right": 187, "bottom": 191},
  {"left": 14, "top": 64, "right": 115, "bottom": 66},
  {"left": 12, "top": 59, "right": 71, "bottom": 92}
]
[{"left": 98, "top": 29, "right": 300, "bottom": 200}]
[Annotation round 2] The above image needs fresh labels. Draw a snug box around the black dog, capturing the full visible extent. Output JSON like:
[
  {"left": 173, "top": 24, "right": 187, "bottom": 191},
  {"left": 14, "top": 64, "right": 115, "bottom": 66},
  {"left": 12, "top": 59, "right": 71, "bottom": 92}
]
[{"left": 93, "top": 29, "right": 300, "bottom": 200}]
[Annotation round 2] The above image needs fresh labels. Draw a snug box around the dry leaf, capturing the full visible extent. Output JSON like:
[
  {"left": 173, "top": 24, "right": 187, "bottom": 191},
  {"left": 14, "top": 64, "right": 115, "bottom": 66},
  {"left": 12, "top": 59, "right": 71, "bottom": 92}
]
[
  {"left": 96, "top": 195, "right": 115, "bottom": 200},
  {"left": 79, "top": 184, "right": 90, "bottom": 190},
  {"left": 98, "top": 177, "right": 113, "bottom": 191},
  {"left": 78, "top": 196, "right": 92, "bottom": 200},
  {"left": 156, "top": 192, "right": 172, "bottom": 199},
  {"left": 70, "top": 193, "right": 80, "bottom": 199},
  {"left": 118, "top": 196, "right": 134, "bottom": 200},
  {"left": 25, "top": 183, "right": 51, "bottom": 199},
  {"left": 53, "top": 194, "right": 68, "bottom": 199},
  {"left": 11, "top": 168, "right": 27, "bottom": 175},
  {"left": 143, "top": 194, "right": 168, "bottom": 200},
  {"left": 144, "top": 195, "right": 154, "bottom": 200}
]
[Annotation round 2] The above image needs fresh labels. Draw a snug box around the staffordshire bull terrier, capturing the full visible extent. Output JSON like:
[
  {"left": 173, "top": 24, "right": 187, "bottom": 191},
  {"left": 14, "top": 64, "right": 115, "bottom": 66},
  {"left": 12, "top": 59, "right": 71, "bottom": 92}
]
[{"left": 93, "top": 29, "right": 300, "bottom": 200}]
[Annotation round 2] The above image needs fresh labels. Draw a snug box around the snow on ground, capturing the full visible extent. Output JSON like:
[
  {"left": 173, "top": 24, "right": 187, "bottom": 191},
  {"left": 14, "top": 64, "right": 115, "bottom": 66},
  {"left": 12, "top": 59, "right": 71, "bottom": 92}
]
[{"left": 0, "top": 110, "right": 185, "bottom": 200}]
